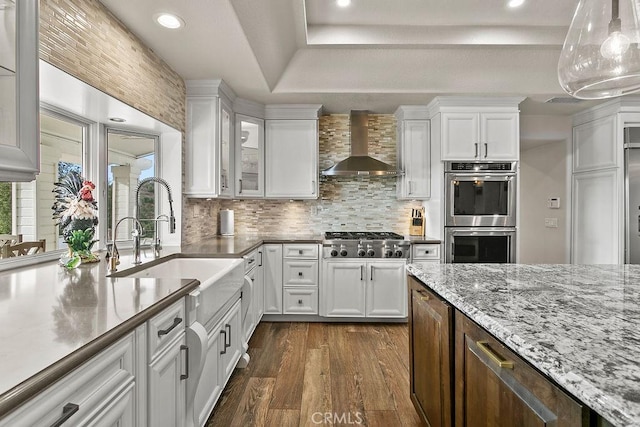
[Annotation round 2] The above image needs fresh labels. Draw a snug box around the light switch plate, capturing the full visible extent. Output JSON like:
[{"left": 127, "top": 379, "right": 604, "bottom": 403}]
[
  {"left": 548, "top": 197, "right": 560, "bottom": 209},
  {"left": 545, "top": 218, "right": 558, "bottom": 228}
]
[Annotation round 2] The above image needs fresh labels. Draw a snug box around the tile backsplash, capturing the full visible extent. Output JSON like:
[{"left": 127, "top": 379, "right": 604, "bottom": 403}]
[
  {"left": 184, "top": 114, "right": 419, "bottom": 243},
  {"left": 39, "top": 0, "right": 186, "bottom": 133}
]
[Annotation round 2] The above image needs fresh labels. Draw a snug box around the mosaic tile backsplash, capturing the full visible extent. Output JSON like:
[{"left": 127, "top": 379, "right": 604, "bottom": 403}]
[
  {"left": 39, "top": 0, "right": 186, "bottom": 133},
  {"left": 184, "top": 114, "right": 420, "bottom": 243}
]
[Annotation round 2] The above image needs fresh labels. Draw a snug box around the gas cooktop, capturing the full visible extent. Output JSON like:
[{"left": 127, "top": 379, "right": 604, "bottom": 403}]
[
  {"left": 323, "top": 231, "right": 409, "bottom": 258},
  {"left": 324, "top": 231, "right": 405, "bottom": 240}
]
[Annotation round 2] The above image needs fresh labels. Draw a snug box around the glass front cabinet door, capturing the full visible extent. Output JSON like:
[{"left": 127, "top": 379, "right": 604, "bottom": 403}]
[
  {"left": 235, "top": 114, "right": 264, "bottom": 198},
  {"left": 0, "top": 0, "right": 39, "bottom": 181}
]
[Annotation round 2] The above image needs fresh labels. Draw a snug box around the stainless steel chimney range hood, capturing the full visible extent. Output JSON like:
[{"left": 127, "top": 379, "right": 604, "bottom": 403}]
[{"left": 321, "top": 110, "right": 399, "bottom": 176}]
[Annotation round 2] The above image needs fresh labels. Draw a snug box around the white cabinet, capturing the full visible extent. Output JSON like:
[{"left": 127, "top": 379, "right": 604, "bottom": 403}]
[
  {"left": 147, "top": 300, "right": 187, "bottom": 427},
  {"left": 0, "top": 333, "right": 136, "bottom": 427},
  {"left": 396, "top": 106, "right": 431, "bottom": 199},
  {"left": 0, "top": 0, "right": 39, "bottom": 182},
  {"left": 282, "top": 244, "right": 319, "bottom": 315},
  {"left": 193, "top": 298, "right": 242, "bottom": 426},
  {"left": 366, "top": 262, "right": 407, "bottom": 317},
  {"left": 411, "top": 243, "right": 442, "bottom": 269},
  {"left": 427, "top": 97, "right": 523, "bottom": 162},
  {"left": 322, "top": 261, "right": 367, "bottom": 317},
  {"left": 322, "top": 260, "right": 407, "bottom": 318},
  {"left": 235, "top": 114, "right": 264, "bottom": 198},
  {"left": 440, "top": 112, "right": 518, "bottom": 160},
  {"left": 185, "top": 80, "right": 236, "bottom": 198},
  {"left": 263, "top": 244, "right": 283, "bottom": 314},
  {"left": 256, "top": 248, "right": 265, "bottom": 321},
  {"left": 265, "top": 119, "right": 319, "bottom": 199},
  {"left": 573, "top": 115, "right": 617, "bottom": 172},
  {"left": 572, "top": 169, "right": 620, "bottom": 264}
]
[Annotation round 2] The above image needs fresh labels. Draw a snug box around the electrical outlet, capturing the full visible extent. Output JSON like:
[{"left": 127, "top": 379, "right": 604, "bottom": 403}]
[{"left": 544, "top": 218, "right": 558, "bottom": 228}]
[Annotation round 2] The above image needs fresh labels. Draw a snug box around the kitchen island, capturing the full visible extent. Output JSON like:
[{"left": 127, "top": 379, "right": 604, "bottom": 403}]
[{"left": 407, "top": 263, "right": 640, "bottom": 427}]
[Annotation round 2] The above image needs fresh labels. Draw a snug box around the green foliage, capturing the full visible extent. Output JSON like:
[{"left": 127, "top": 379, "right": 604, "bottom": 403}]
[
  {"left": 0, "top": 182, "right": 11, "bottom": 234},
  {"left": 67, "top": 228, "right": 96, "bottom": 253}
]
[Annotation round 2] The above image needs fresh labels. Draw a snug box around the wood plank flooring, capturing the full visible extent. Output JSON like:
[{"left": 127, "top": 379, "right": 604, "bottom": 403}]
[{"left": 206, "top": 322, "right": 423, "bottom": 427}]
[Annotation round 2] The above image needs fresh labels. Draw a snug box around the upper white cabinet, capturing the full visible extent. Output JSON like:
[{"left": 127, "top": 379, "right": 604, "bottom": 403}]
[
  {"left": 185, "top": 80, "right": 235, "bottom": 198},
  {"left": 0, "top": 0, "right": 39, "bottom": 182},
  {"left": 428, "top": 97, "right": 523, "bottom": 162},
  {"left": 395, "top": 106, "right": 431, "bottom": 200},
  {"left": 573, "top": 115, "right": 617, "bottom": 172},
  {"left": 264, "top": 105, "right": 321, "bottom": 199},
  {"left": 235, "top": 114, "right": 264, "bottom": 198}
]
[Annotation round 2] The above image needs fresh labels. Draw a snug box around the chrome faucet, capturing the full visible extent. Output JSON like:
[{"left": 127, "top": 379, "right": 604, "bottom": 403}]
[
  {"left": 109, "top": 216, "right": 143, "bottom": 272},
  {"left": 134, "top": 177, "right": 176, "bottom": 264}
]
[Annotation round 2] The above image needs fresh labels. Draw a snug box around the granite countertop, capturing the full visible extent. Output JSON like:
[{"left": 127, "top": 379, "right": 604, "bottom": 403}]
[{"left": 407, "top": 263, "right": 640, "bottom": 427}]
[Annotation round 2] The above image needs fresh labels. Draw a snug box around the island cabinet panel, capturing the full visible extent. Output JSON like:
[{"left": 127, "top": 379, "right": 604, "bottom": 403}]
[
  {"left": 454, "top": 314, "right": 588, "bottom": 427},
  {"left": 408, "top": 276, "right": 453, "bottom": 427}
]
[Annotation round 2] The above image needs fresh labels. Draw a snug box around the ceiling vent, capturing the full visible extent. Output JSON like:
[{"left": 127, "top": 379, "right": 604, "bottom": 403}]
[{"left": 544, "top": 97, "right": 584, "bottom": 104}]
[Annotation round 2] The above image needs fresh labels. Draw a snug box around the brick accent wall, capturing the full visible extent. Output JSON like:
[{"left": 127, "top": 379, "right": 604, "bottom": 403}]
[
  {"left": 183, "top": 114, "right": 420, "bottom": 242},
  {"left": 39, "top": 0, "right": 186, "bottom": 132}
]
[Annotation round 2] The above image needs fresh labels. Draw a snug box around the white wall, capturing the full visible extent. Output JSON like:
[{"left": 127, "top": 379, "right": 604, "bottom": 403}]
[{"left": 519, "top": 115, "right": 572, "bottom": 263}]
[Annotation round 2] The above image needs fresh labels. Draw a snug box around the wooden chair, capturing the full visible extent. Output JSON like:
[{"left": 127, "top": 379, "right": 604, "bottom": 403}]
[
  {"left": 1, "top": 239, "right": 46, "bottom": 258},
  {"left": 0, "top": 234, "right": 22, "bottom": 248}
]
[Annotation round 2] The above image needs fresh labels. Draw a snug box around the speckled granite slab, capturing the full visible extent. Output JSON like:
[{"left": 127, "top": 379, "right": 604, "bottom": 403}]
[{"left": 407, "top": 263, "right": 640, "bottom": 427}]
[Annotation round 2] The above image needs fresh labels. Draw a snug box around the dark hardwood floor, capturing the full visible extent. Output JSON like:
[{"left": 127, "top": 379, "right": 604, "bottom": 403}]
[{"left": 206, "top": 322, "right": 423, "bottom": 427}]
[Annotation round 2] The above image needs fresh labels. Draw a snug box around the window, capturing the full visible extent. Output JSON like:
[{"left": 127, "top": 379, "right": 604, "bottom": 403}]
[
  {"left": 0, "top": 110, "right": 86, "bottom": 259},
  {"left": 106, "top": 129, "right": 158, "bottom": 244}
]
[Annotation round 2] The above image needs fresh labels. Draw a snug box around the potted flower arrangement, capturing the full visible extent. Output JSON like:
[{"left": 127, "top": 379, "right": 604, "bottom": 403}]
[{"left": 52, "top": 171, "right": 99, "bottom": 267}]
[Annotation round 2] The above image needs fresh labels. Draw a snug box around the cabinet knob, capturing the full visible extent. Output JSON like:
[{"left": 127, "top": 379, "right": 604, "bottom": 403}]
[
  {"left": 298, "top": 271, "right": 303, "bottom": 277},
  {"left": 299, "top": 249, "right": 303, "bottom": 255},
  {"left": 425, "top": 250, "right": 430, "bottom": 254},
  {"left": 298, "top": 299, "right": 303, "bottom": 304}
]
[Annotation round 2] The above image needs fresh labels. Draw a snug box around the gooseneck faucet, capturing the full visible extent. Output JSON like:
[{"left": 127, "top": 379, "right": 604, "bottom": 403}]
[
  {"left": 109, "top": 216, "right": 143, "bottom": 272},
  {"left": 133, "top": 177, "right": 176, "bottom": 264}
]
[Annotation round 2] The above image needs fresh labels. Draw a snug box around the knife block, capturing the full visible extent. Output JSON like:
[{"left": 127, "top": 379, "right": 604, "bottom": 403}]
[{"left": 409, "top": 208, "right": 425, "bottom": 236}]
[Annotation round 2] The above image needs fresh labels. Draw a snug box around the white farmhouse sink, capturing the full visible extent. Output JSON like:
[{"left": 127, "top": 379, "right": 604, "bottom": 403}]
[{"left": 124, "top": 257, "right": 244, "bottom": 326}]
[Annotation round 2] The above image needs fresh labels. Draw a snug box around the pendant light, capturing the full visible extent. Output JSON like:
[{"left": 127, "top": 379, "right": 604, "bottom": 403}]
[{"left": 558, "top": 0, "right": 640, "bottom": 99}]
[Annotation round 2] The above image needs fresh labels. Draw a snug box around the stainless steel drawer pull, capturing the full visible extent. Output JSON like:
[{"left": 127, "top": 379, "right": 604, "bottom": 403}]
[
  {"left": 370, "top": 266, "right": 374, "bottom": 280},
  {"left": 239, "top": 179, "right": 243, "bottom": 193},
  {"left": 180, "top": 345, "right": 189, "bottom": 380},
  {"left": 477, "top": 340, "right": 514, "bottom": 369},
  {"left": 360, "top": 265, "right": 364, "bottom": 280},
  {"left": 157, "top": 317, "right": 182, "bottom": 337},
  {"left": 50, "top": 403, "right": 79, "bottom": 427},
  {"left": 474, "top": 143, "right": 479, "bottom": 158},
  {"left": 258, "top": 251, "right": 263, "bottom": 266},
  {"left": 225, "top": 324, "right": 232, "bottom": 348},
  {"left": 220, "top": 330, "right": 227, "bottom": 355},
  {"left": 484, "top": 143, "right": 488, "bottom": 158}
]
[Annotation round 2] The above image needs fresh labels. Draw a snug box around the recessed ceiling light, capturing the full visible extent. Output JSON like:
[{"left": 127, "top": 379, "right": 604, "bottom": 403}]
[
  {"left": 508, "top": 0, "right": 525, "bottom": 7},
  {"left": 109, "top": 117, "right": 126, "bottom": 123},
  {"left": 337, "top": 0, "right": 351, "bottom": 7},
  {"left": 154, "top": 13, "right": 185, "bottom": 29}
]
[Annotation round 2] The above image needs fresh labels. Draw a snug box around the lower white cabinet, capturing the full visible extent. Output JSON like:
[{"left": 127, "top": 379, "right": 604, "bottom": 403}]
[
  {"left": 147, "top": 299, "right": 188, "bottom": 427},
  {"left": 193, "top": 298, "right": 243, "bottom": 427},
  {"left": 263, "top": 244, "right": 284, "bottom": 314},
  {"left": 148, "top": 332, "right": 187, "bottom": 427},
  {"left": 283, "top": 287, "right": 319, "bottom": 314},
  {"left": 322, "top": 260, "right": 407, "bottom": 318},
  {"left": 0, "top": 332, "right": 136, "bottom": 427},
  {"left": 411, "top": 243, "right": 442, "bottom": 269}
]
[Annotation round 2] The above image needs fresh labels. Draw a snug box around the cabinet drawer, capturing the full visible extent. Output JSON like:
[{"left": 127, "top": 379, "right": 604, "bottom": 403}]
[
  {"left": 456, "top": 314, "right": 587, "bottom": 426},
  {"left": 412, "top": 244, "right": 440, "bottom": 261},
  {"left": 283, "top": 260, "right": 318, "bottom": 286},
  {"left": 283, "top": 287, "right": 318, "bottom": 314},
  {"left": 283, "top": 244, "right": 318, "bottom": 259},
  {"left": 0, "top": 333, "right": 135, "bottom": 427},
  {"left": 148, "top": 299, "right": 186, "bottom": 360}
]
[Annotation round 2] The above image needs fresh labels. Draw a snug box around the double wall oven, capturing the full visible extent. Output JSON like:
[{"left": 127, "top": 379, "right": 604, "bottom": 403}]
[{"left": 444, "top": 161, "right": 517, "bottom": 263}]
